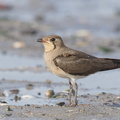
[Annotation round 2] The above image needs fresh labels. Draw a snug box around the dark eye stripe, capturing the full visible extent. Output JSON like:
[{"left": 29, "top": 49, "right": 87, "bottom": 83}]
[{"left": 50, "top": 38, "right": 55, "bottom": 41}]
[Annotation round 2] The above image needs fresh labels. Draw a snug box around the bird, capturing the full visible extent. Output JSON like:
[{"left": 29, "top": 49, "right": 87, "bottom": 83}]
[{"left": 37, "top": 35, "right": 120, "bottom": 106}]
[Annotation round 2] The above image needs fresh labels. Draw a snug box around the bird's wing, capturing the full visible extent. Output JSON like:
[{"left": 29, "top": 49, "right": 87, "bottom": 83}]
[{"left": 53, "top": 52, "right": 114, "bottom": 76}]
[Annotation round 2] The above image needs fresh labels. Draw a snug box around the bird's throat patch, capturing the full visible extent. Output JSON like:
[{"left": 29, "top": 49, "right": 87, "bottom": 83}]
[{"left": 44, "top": 42, "right": 56, "bottom": 52}]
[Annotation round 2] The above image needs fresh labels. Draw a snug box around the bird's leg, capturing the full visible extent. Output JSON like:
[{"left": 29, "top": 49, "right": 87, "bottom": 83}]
[
  {"left": 67, "top": 79, "right": 78, "bottom": 107},
  {"left": 71, "top": 79, "right": 78, "bottom": 106},
  {"left": 68, "top": 78, "right": 72, "bottom": 105},
  {"left": 74, "top": 82, "right": 78, "bottom": 106}
]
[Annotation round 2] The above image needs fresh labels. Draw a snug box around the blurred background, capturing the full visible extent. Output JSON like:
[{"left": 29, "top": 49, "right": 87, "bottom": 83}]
[
  {"left": 0, "top": 0, "right": 120, "bottom": 56},
  {"left": 0, "top": 0, "right": 120, "bottom": 105}
]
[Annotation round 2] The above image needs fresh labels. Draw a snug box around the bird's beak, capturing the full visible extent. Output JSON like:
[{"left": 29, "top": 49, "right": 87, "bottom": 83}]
[{"left": 37, "top": 38, "right": 43, "bottom": 42}]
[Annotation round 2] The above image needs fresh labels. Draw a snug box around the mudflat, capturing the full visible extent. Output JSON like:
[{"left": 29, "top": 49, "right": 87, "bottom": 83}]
[{"left": 0, "top": 0, "right": 120, "bottom": 119}]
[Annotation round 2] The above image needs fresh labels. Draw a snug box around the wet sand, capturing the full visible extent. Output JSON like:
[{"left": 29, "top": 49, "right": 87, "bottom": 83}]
[
  {"left": 0, "top": 0, "right": 120, "bottom": 119},
  {"left": 0, "top": 102, "right": 120, "bottom": 120},
  {"left": 0, "top": 81, "right": 120, "bottom": 120}
]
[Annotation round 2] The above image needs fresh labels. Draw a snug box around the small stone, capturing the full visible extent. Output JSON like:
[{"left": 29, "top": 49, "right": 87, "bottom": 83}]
[
  {"left": 81, "top": 95, "right": 88, "bottom": 98},
  {"left": 107, "top": 100, "right": 113, "bottom": 103},
  {"left": 45, "top": 90, "right": 55, "bottom": 98},
  {"left": 35, "top": 106, "right": 41, "bottom": 108},
  {"left": 56, "top": 102, "right": 65, "bottom": 106},
  {"left": 0, "top": 101, "right": 7, "bottom": 103},
  {"left": 25, "top": 104, "right": 30, "bottom": 106},
  {"left": 55, "top": 118, "right": 62, "bottom": 120},
  {"left": 41, "top": 113, "right": 46, "bottom": 116},
  {"left": 101, "top": 92, "right": 107, "bottom": 95},
  {"left": 38, "top": 92, "right": 41, "bottom": 95},
  {"left": 96, "top": 96, "right": 99, "bottom": 98},
  {"left": 103, "top": 102, "right": 113, "bottom": 106},
  {"left": 26, "top": 84, "right": 34, "bottom": 90},
  {"left": 10, "top": 89, "right": 19, "bottom": 94},
  {"left": 5, "top": 113, "right": 12, "bottom": 116},
  {"left": 21, "top": 95, "right": 34, "bottom": 99}
]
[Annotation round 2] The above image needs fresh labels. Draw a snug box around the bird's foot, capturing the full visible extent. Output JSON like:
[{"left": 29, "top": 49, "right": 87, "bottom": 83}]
[
  {"left": 65, "top": 103, "right": 78, "bottom": 107},
  {"left": 65, "top": 100, "right": 78, "bottom": 107},
  {"left": 74, "top": 99, "right": 78, "bottom": 106}
]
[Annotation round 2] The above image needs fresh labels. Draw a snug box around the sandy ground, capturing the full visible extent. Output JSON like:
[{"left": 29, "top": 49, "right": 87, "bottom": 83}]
[
  {"left": 0, "top": 103, "right": 120, "bottom": 120},
  {"left": 0, "top": 80, "right": 120, "bottom": 120},
  {"left": 0, "top": 0, "right": 120, "bottom": 119}
]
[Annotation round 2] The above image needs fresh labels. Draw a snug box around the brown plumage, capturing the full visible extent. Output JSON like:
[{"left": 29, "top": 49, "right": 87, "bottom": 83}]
[
  {"left": 37, "top": 35, "right": 120, "bottom": 106},
  {"left": 54, "top": 53, "right": 120, "bottom": 76}
]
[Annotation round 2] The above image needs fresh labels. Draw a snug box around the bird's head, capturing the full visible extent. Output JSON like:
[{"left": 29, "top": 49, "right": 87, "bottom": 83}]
[{"left": 37, "top": 35, "right": 64, "bottom": 52}]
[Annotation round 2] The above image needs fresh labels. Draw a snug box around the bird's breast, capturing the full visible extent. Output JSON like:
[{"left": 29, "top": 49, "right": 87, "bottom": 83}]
[{"left": 44, "top": 53, "right": 69, "bottom": 78}]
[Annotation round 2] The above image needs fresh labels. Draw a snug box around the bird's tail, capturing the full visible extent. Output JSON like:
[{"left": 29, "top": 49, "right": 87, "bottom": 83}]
[{"left": 100, "top": 58, "right": 120, "bottom": 71}]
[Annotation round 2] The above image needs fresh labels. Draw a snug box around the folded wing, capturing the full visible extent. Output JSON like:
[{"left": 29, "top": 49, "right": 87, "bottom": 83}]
[{"left": 53, "top": 52, "right": 120, "bottom": 76}]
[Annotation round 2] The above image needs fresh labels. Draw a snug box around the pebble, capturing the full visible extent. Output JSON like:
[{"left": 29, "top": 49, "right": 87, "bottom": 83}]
[
  {"left": 26, "top": 84, "right": 34, "bottom": 90},
  {"left": 5, "top": 113, "right": 12, "bottom": 116},
  {"left": 38, "top": 92, "right": 41, "bottom": 95},
  {"left": 25, "top": 104, "right": 31, "bottom": 106},
  {"left": 0, "top": 101, "right": 7, "bottom": 106},
  {"left": 21, "top": 95, "right": 34, "bottom": 99},
  {"left": 45, "top": 90, "right": 55, "bottom": 98},
  {"left": 10, "top": 89, "right": 19, "bottom": 94},
  {"left": 0, "top": 101, "right": 7, "bottom": 103},
  {"left": 56, "top": 102, "right": 65, "bottom": 106}
]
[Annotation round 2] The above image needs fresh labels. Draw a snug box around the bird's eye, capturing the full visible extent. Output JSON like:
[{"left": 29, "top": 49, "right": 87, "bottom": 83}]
[{"left": 50, "top": 38, "right": 55, "bottom": 41}]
